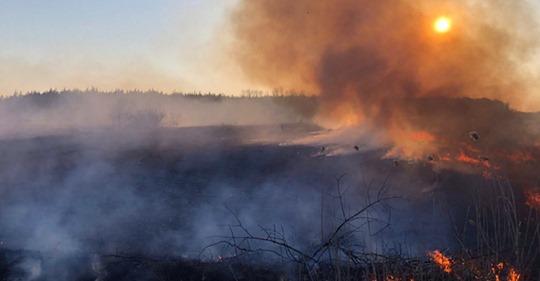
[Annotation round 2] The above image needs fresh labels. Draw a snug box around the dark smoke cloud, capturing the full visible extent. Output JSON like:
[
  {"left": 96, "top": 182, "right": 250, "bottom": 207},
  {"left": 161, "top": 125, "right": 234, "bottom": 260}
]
[
  {"left": 230, "top": 0, "right": 539, "bottom": 127},
  {"left": 229, "top": 0, "right": 540, "bottom": 225}
]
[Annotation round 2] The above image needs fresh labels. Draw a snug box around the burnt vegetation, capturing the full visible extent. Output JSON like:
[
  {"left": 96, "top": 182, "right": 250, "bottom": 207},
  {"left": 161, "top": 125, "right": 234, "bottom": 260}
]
[{"left": 0, "top": 91, "right": 538, "bottom": 280}]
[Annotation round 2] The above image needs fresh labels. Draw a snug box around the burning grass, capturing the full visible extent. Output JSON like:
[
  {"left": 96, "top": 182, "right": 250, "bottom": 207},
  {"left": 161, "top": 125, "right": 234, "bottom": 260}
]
[
  {"left": 201, "top": 176, "right": 540, "bottom": 281},
  {"left": 0, "top": 94, "right": 538, "bottom": 280},
  {"left": 428, "top": 250, "right": 453, "bottom": 273},
  {"left": 1, "top": 165, "right": 539, "bottom": 280}
]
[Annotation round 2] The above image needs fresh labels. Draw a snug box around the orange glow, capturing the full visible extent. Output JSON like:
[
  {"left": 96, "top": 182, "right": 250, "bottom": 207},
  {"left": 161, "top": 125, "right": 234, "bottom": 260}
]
[
  {"left": 508, "top": 151, "right": 534, "bottom": 163},
  {"left": 383, "top": 129, "right": 438, "bottom": 160},
  {"left": 492, "top": 262, "right": 505, "bottom": 281},
  {"left": 317, "top": 98, "right": 364, "bottom": 129},
  {"left": 433, "top": 16, "right": 452, "bottom": 33},
  {"left": 491, "top": 263, "right": 521, "bottom": 281},
  {"left": 409, "top": 131, "right": 436, "bottom": 142},
  {"left": 456, "top": 151, "right": 491, "bottom": 168},
  {"left": 439, "top": 154, "right": 452, "bottom": 161},
  {"left": 526, "top": 191, "right": 540, "bottom": 209},
  {"left": 508, "top": 268, "right": 521, "bottom": 281},
  {"left": 456, "top": 152, "right": 481, "bottom": 165},
  {"left": 428, "top": 250, "right": 453, "bottom": 273},
  {"left": 457, "top": 152, "right": 479, "bottom": 164}
]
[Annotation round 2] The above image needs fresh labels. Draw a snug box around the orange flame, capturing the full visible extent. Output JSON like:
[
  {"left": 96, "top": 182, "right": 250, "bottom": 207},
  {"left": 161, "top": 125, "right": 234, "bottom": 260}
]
[
  {"left": 492, "top": 262, "right": 521, "bottom": 281},
  {"left": 456, "top": 151, "right": 481, "bottom": 165},
  {"left": 456, "top": 151, "right": 492, "bottom": 169},
  {"left": 508, "top": 268, "right": 521, "bottom": 281},
  {"left": 428, "top": 250, "right": 453, "bottom": 273}
]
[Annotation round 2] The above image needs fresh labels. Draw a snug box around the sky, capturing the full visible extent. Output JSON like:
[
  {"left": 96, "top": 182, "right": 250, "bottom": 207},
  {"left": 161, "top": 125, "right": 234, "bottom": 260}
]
[
  {"left": 0, "top": 0, "right": 255, "bottom": 95},
  {"left": 0, "top": 1, "right": 539, "bottom": 99}
]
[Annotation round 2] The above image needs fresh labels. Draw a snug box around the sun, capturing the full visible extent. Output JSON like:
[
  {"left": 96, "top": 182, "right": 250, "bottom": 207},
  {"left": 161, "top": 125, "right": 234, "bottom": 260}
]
[{"left": 433, "top": 16, "right": 452, "bottom": 34}]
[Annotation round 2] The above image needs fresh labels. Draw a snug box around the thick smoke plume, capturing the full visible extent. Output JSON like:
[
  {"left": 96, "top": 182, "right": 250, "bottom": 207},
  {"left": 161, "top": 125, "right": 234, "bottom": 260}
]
[
  {"left": 230, "top": 0, "right": 539, "bottom": 128},
  {"left": 230, "top": 0, "right": 540, "bottom": 206}
]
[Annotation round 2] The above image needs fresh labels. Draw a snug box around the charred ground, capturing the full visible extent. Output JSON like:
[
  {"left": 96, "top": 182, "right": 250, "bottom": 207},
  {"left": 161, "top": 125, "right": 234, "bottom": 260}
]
[{"left": 0, "top": 92, "right": 538, "bottom": 280}]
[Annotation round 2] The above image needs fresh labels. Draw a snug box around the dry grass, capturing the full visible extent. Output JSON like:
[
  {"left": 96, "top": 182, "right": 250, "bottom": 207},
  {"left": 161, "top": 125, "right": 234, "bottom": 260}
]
[{"left": 207, "top": 176, "right": 540, "bottom": 281}]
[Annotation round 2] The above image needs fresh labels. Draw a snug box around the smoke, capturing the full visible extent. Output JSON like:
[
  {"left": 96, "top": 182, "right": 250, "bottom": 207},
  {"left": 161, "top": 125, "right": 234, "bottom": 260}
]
[
  {"left": 230, "top": 0, "right": 540, "bottom": 128},
  {"left": 0, "top": 91, "right": 463, "bottom": 280},
  {"left": 228, "top": 0, "right": 540, "bottom": 244},
  {"left": 0, "top": 90, "right": 316, "bottom": 139},
  {"left": 1, "top": 0, "right": 540, "bottom": 274}
]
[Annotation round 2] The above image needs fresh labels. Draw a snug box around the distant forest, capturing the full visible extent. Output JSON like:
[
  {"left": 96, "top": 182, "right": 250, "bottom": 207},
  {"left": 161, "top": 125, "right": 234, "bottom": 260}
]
[{"left": 0, "top": 89, "right": 319, "bottom": 137}]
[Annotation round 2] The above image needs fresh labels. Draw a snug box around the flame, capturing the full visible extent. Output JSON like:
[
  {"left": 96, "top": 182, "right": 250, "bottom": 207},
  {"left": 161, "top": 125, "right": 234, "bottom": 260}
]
[
  {"left": 508, "top": 268, "right": 521, "bottom": 281},
  {"left": 428, "top": 250, "right": 453, "bottom": 273},
  {"left": 231, "top": 0, "right": 540, "bottom": 170},
  {"left": 491, "top": 262, "right": 521, "bottom": 281},
  {"left": 456, "top": 151, "right": 491, "bottom": 168},
  {"left": 456, "top": 152, "right": 481, "bottom": 165}
]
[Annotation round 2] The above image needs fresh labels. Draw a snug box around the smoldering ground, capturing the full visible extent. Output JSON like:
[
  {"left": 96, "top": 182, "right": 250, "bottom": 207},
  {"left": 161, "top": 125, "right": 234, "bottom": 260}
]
[
  {"left": 0, "top": 0, "right": 539, "bottom": 280},
  {"left": 0, "top": 92, "right": 475, "bottom": 280}
]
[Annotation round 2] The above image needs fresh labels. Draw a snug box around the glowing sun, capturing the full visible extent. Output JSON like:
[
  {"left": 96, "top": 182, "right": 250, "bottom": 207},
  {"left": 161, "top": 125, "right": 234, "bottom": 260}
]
[{"left": 433, "top": 16, "right": 452, "bottom": 33}]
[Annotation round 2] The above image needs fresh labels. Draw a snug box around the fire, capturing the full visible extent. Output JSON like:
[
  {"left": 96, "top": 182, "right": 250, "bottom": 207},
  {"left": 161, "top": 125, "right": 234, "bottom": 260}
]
[
  {"left": 491, "top": 262, "right": 521, "bottom": 281},
  {"left": 428, "top": 250, "right": 453, "bottom": 273},
  {"left": 526, "top": 191, "right": 540, "bottom": 209},
  {"left": 433, "top": 16, "right": 452, "bottom": 33},
  {"left": 456, "top": 152, "right": 481, "bottom": 165},
  {"left": 384, "top": 129, "right": 438, "bottom": 160},
  {"left": 456, "top": 151, "right": 491, "bottom": 168},
  {"left": 508, "top": 268, "right": 521, "bottom": 281}
]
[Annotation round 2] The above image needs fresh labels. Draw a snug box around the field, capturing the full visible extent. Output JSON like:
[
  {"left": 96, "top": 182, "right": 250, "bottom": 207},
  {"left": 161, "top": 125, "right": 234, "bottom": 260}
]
[{"left": 0, "top": 92, "right": 538, "bottom": 280}]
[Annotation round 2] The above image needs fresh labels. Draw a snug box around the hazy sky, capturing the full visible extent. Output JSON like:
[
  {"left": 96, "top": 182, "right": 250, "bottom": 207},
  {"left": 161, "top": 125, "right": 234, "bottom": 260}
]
[
  {"left": 1, "top": 1, "right": 539, "bottom": 98},
  {"left": 0, "top": 0, "right": 253, "bottom": 95}
]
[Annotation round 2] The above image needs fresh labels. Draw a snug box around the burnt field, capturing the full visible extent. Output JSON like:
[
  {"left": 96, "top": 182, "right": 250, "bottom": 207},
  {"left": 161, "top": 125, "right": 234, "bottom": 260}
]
[
  {"left": 0, "top": 125, "right": 538, "bottom": 280},
  {"left": 4, "top": 0, "right": 540, "bottom": 279},
  {"left": 0, "top": 92, "right": 538, "bottom": 280}
]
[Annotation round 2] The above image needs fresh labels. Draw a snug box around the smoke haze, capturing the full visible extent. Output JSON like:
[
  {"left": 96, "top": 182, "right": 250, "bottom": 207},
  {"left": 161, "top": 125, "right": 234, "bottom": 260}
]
[
  {"left": 230, "top": 0, "right": 540, "bottom": 123},
  {"left": 0, "top": 92, "right": 458, "bottom": 280},
  {"left": 1, "top": 0, "right": 540, "bottom": 279}
]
